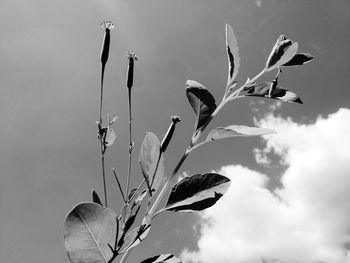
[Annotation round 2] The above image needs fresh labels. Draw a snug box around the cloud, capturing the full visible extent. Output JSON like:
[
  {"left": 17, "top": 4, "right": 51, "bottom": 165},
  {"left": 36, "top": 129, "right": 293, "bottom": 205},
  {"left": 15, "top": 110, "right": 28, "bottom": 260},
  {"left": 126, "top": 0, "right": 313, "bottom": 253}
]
[
  {"left": 181, "top": 108, "right": 350, "bottom": 263},
  {"left": 253, "top": 147, "right": 272, "bottom": 166}
]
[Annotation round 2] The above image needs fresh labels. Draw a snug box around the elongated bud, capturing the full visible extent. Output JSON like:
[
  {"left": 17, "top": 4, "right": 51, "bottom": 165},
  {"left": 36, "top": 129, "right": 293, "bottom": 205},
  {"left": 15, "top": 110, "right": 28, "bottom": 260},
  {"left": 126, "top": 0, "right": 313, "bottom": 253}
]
[
  {"left": 126, "top": 51, "right": 138, "bottom": 90},
  {"left": 100, "top": 21, "right": 115, "bottom": 65},
  {"left": 161, "top": 115, "right": 181, "bottom": 152}
]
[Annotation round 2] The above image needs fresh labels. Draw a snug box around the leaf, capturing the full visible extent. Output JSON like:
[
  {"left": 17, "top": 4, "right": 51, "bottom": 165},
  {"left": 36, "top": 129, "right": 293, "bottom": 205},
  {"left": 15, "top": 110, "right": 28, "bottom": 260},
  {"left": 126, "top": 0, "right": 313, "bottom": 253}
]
[
  {"left": 186, "top": 80, "right": 217, "bottom": 131},
  {"left": 92, "top": 190, "right": 103, "bottom": 206},
  {"left": 266, "top": 35, "right": 298, "bottom": 71},
  {"left": 240, "top": 82, "right": 303, "bottom": 104},
  {"left": 64, "top": 202, "right": 117, "bottom": 263},
  {"left": 206, "top": 125, "right": 276, "bottom": 141},
  {"left": 140, "top": 254, "right": 181, "bottom": 263},
  {"left": 139, "top": 133, "right": 161, "bottom": 192},
  {"left": 105, "top": 128, "right": 116, "bottom": 147},
  {"left": 165, "top": 173, "right": 230, "bottom": 212},
  {"left": 225, "top": 24, "right": 240, "bottom": 93},
  {"left": 282, "top": 53, "right": 313, "bottom": 67},
  {"left": 120, "top": 224, "right": 151, "bottom": 253}
]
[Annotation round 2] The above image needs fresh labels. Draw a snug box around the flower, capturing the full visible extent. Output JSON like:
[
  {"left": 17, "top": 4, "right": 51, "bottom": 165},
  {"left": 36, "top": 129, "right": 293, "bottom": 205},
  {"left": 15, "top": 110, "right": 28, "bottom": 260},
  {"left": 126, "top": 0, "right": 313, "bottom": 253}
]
[
  {"left": 100, "top": 21, "right": 115, "bottom": 31},
  {"left": 265, "top": 35, "right": 298, "bottom": 71},
  {"left": 126, "top": 51, "right": 138, "bottom": 90},
  {"left": 100, "top": 21, "right": 115, "bottom": 65}
]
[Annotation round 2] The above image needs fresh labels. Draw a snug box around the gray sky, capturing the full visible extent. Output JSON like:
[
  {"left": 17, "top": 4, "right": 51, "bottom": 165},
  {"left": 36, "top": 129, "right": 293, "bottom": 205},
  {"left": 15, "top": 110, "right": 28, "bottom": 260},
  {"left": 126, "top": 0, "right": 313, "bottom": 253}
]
[{"left": 1, "top": 1, "right": 350, "bottom": 262}]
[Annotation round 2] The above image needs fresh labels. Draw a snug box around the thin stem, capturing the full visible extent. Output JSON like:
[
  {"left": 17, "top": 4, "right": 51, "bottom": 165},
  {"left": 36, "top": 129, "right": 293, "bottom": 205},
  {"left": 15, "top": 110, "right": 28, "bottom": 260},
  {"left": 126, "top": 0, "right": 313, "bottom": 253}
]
[
  {"left": 188, "top": 140, "right": 209, "bottom": 152},
  {"left": 125, "top": 88, "right": 133, "bottom": 201},
  {"left": 112, "top": 168, "right": 126, "bottom": 203},
  {"left": 100, "top": 63, "right": 106, "bottom": 124},
  {"left": 99, "top": 62, "right": 108, "bottom": 207},
  {"left": 150, "top": 151, "right": 162, "bottom": 188},
  {"left": 101, "top": 153, "right": 107, "bottom": 207}
]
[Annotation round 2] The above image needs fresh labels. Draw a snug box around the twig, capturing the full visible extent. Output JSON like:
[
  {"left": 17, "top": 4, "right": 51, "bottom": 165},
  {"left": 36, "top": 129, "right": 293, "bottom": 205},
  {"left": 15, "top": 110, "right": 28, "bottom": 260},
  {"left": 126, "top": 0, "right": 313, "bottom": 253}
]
[
  {"left": 112, "top": 168, "right": 126, "bottom": 203},
  {"left": 125, "top": 52, "right": 138, "bottom": 202},
  {"left": 101, "top": 153, "right": 107, "bottom": 207},
  {"left": 125, "top": 88, "right": 133, "bottom": 201}
]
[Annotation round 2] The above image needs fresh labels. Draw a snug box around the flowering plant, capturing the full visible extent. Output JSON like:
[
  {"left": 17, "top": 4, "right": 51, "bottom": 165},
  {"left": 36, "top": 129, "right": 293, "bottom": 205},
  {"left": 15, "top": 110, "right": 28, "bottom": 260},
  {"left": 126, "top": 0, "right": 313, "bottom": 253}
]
[{"left": 63, "top": 22, "right": 313, "bottom": 263}]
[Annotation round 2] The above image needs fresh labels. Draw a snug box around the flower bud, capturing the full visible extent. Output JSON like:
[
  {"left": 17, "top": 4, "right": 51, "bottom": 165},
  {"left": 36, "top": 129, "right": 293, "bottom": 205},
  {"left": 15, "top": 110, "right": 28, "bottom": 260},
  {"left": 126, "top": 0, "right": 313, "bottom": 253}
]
[
  {"left": 100, "top": 21, "right": 115, "bottom": 65},
  {"left": 161, "top": 115, "right": 181, "bottom": 152},
  {"left": 126, "top": 51, "right": 138, "bottom": 90},
  {"left": 266, "top": 35, "right": 298, "bottom": 71}
]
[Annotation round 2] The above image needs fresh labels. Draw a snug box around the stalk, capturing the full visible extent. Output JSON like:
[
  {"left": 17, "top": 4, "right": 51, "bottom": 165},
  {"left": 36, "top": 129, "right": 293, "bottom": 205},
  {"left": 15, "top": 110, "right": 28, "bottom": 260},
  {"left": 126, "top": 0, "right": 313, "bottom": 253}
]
[
  {"left": 112, "top": 168, "right": 126, "bottom": 203},
  {"left": 125, "top": 87, "right": 133, "bottom": 201},
  {"left": 99, "top": 61, "right": 107, "bottom": 207},
  {"left": 101, "top": 152, "right": 107, "bottom": 207},
  {"left": 99, "top": 63, "right": 105, "bottom": 124},
  {"left": 125, "top": 52, "right": 138, "bottom": 202},
  {"left": 98, "top": 21, "right": 115, "bottom": 207}
]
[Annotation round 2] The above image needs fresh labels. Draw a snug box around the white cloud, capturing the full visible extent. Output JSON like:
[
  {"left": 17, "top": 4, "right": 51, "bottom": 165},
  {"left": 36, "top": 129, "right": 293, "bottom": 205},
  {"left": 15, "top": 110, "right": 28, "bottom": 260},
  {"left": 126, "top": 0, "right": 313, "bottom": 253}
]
[
  {"left": 181, "top": 108, "right": 350, "bottom": 263},
  {"left": 253, "top": 148, "right": 272, "bottom": 166}
]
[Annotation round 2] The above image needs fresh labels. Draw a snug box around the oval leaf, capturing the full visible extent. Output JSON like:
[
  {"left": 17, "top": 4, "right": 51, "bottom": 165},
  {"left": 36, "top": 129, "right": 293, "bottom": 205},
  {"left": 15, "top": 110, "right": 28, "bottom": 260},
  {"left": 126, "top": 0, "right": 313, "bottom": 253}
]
[
  {"left": 140, "top": 254, "right": 181, "bottom": 263},
  {"left": 225, "top": 24, "right": 240, "bottom": 93},
  {"left": 282, "top": 53, "right": 313, "bottom": 67},
  {"left": 165, "top": 173, "right": 231, "bottom": 212},
  {"left": 64, "top": 202, "right": 117, "bottom": 263},
  {"left": 266, "top": 35, "right": 298, "bottom": 71},
  {"left": 186, "top": 80, "right": 217, "bottom": 131},
  {"left": 139, "top": 133, "right": 161, "bottom": 192},
  {"left": 240, "top": 82, "right": 303, "bottom": 104},
  {"left": 207, "top": 125, "right": 276, "bottom": 141}
]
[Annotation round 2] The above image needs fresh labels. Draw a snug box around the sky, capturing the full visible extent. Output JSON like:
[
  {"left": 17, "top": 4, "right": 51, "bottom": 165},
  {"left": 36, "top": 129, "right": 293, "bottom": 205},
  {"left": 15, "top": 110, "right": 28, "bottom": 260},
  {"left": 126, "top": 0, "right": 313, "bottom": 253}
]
[{"left": 0, "top": 0, "right": 349, "bottom": 263}]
